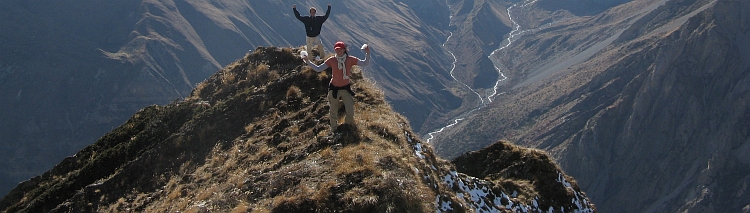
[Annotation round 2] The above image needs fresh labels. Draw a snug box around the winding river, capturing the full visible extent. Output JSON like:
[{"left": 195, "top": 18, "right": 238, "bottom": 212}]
[{"left": 425, "top": 0, "right": 537, "bottom": 144}]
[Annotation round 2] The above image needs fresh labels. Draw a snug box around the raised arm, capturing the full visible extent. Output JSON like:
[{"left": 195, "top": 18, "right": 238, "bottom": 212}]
[
  {"left": 293, "top": 5, "right": 303, "bottom": 21},
  {"left": 322, "top": 4, "right": 331, "bottom": 21},
  {"left": 358, "top": 46, "right": 371, "bottom": 66}
]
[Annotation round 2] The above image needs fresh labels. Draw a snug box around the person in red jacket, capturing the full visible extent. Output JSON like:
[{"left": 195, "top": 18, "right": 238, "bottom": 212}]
[
  {"left": 304, "top": 41, "right": 371, "bottom": 130},
  {"left": 293, "top": 4, "right": 331, "bottom": 58}
]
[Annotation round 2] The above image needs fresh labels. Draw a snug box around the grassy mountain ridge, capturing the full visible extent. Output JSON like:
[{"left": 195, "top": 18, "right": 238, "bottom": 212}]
[{"left": 0, "top": 47, "right": 594, "bottom": 212}]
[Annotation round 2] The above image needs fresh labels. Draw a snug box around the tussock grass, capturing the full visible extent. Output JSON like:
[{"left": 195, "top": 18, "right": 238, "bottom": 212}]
[
  {"left": 285, "top": 85, "right": 302, "bottom": 101},
  {"left": 334, "top": 144, "right": 378, "bottom": 176}
]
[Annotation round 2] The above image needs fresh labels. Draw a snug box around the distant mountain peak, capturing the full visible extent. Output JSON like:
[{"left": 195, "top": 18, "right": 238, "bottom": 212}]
[{"left": 0, "top": 47, "right": 594, "bottom": 212}]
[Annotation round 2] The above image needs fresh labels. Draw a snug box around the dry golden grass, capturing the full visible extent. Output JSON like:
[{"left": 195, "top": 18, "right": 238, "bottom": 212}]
[
  {"left": 250, "top": 207, "right": 271, "bottom": 213},
  {"left": 334, "top": 144, "right": 378, "bottom": 176},
  {"left": 285, "top": 85, "right": 301, "bottom": 100},
  {"left": 195, "top": 185, "right": 217, "bottom": 201},
  {"left": 192, "top": 81, "right": 207, "bottom": 98},
  {"left": 221, "top": 70, "right": 237, "bottom": 84},
  {"left": 230, "top": 201, "right": 250, "bottom": 213}
]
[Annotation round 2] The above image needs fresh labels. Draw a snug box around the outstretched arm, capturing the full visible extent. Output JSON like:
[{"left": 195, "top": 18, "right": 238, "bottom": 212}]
[{"left": 304, "top": 57, "right": 329, "bottom": 72}]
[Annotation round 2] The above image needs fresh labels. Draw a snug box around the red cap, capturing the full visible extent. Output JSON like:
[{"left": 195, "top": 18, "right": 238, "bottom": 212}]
[{"left": 334, "top": 41, "right": 346, "bottom": 50}]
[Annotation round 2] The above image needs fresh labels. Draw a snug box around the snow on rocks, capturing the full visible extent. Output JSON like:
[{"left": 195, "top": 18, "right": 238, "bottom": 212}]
[
  {"left": 406, "top": 131, "right": 426, "bottom": 159},
  {"left": 557, "top": 173, "right": 595, "bottom": 213},
  {"left": 402, "top": 126, "right": 595, "bottom": 212}
]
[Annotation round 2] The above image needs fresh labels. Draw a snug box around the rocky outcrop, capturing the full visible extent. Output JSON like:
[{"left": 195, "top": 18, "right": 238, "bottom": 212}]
[{"left": 452, "top": 141, "right": 595, "bottom": 212}]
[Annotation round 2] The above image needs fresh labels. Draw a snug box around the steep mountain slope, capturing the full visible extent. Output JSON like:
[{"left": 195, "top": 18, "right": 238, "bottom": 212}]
[
  {"left": 434, "top": 0, "right": 750, "bottom": 212},
  {"left": 0, "top": 0, "right": 145, "bottom": 197},
  {"left": 0, "top": 0, "right": 459, "bottom": 197},
  {"left": 0, "top": 47, "right": 595, "bottom": 213}
]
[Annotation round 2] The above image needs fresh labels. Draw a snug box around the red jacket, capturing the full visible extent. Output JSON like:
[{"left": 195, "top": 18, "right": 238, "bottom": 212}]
[{"left": 307, "top": 53, "right": 371, "bottom": 87}]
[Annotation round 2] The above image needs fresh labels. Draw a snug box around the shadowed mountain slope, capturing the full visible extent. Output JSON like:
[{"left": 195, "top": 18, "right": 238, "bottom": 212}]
[
  {"left": 0, "top": 47, "right": 595, "bottom": 213},
  {"left": 433, "top": 0, "right": 750, "bottom": 212}
]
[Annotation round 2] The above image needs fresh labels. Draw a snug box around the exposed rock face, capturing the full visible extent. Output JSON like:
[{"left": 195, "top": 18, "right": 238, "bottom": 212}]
[
  {"left": 560, "top": 2, "right": 750, "bottom": 212},
  {"left": 0, "top": 47, "right": 595, "bottom": 213},
  {"left": 434, "top": 0, "right": 750, "bottom": 212}
]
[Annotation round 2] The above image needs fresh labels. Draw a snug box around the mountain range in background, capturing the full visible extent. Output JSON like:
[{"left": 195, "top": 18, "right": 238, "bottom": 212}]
[{"left": 1, "top": 0, "right": 748, "bottom": 212}]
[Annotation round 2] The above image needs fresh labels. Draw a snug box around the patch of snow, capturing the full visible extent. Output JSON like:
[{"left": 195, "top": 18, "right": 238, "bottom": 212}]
[
  {"left": 436, "top": 170, "right": 595, "bottom": 213},
  {"left": 557, "top": 173, "right": 572, "bottom": 188},
  {"left": 414, "top": 142, "right": 425, "bottom": 159},
  {"left": 556, "top": 172, "right": 595, "bottom": 213},
  {"left": 401, "top": 110, "right": 594, "bottom": 212},
  {"left": 436, "top": 195, "right": 454, "bottom": 212}
]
